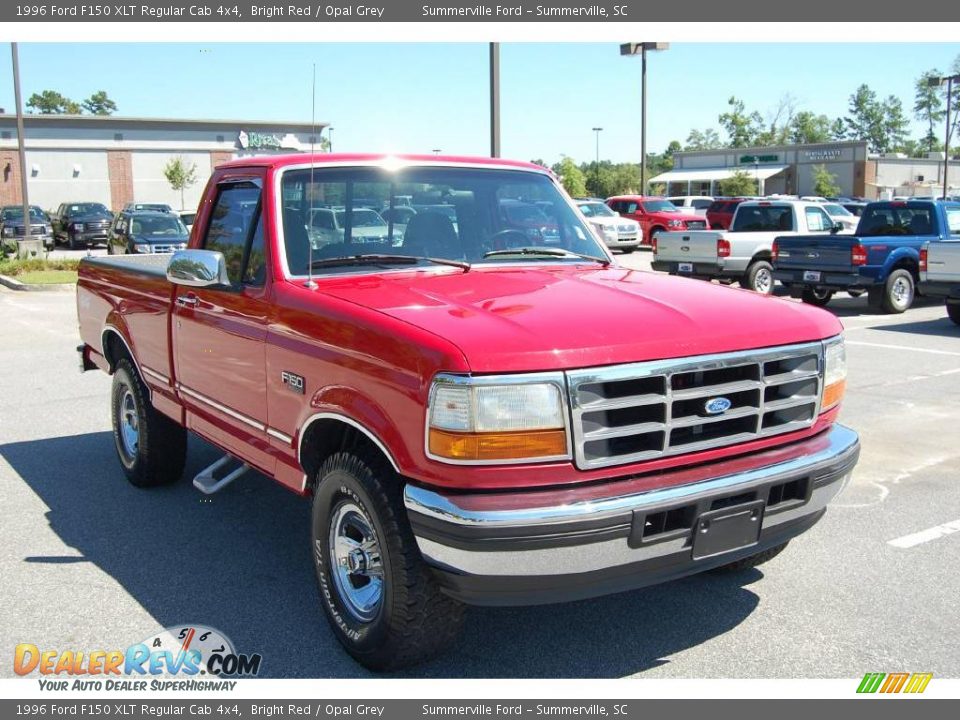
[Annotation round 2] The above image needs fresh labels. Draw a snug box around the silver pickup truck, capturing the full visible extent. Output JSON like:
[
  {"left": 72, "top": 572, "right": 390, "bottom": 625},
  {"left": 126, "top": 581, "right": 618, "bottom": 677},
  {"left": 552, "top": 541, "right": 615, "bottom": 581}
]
[
  {"left": 920, "top": 239, "right": 960, "bottom": 325},
  {"left": 652, "top": 200, "right": 849, "bottom": 294}
]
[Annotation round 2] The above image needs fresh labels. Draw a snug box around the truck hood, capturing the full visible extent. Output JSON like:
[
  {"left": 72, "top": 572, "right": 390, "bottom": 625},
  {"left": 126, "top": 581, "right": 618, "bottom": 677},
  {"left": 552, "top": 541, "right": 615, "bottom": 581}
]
[{"left": 316, "top": 265, "right": 841, "bottom": 372}]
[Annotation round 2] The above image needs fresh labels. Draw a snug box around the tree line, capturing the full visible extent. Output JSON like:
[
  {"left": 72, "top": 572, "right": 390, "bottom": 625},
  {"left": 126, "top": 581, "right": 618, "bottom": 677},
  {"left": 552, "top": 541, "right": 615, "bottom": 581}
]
[
  {"left": 542, "top": 55, "right": 960, "bottom": 198},
  {"left": 24, "top": 90, "right": 117, "bottom": 115}
]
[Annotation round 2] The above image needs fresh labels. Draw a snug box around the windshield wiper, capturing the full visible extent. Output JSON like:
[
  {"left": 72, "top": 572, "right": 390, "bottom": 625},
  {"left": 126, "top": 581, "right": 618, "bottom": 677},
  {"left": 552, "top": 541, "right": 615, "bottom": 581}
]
[
  {"left": 310, "top": 254, "right": 471, "bottom": 271},
  {"left": 483, "top": 246, "right": 610, "bottom": 266}
]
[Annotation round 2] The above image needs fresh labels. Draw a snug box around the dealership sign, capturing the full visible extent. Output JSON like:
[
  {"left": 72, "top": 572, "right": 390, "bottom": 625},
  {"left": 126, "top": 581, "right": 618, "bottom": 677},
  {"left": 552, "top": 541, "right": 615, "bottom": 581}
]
[
  {"left": 740, "top": 154, "right": 779, "bottom": 164},
  {"left": 805, "top": 149, "right": 843, "bottom": 160},
  {"left": 238, "top": 130, "right": 300, "bottom": 151}
]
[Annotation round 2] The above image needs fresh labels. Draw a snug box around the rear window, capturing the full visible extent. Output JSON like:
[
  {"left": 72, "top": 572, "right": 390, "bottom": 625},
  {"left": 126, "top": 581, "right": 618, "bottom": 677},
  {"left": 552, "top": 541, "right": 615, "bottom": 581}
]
[
  {"left": 692, "top": 199, "right": 713, "bottom": 210},
  {"left": 732, "top": 205, "right": 793, "bottom": 232},
  {"left": 945, "top": 208, "right": 960, "bottom": 236},
  {"left": 858, "top": 205, "right": 936, "bottom": 237}
]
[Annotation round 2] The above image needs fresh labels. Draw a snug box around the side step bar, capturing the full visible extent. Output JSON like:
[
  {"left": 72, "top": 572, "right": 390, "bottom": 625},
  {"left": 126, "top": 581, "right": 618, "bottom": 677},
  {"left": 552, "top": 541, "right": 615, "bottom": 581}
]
[{"left": 193, "top": 455, "right": 250, "bottom": 494}]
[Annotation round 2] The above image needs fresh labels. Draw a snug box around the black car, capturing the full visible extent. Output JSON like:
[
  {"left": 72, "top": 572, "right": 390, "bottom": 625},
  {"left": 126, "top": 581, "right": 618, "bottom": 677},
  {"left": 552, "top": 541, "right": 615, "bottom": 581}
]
[
  {"left": 1, "top": 205, "right": 54, "bottom": 250},
  {"left": 107, "top": 210, "right": 190, "bottom": 255},
  {"left": 53, "top": 202, "right": 114, "bottom": 249}
]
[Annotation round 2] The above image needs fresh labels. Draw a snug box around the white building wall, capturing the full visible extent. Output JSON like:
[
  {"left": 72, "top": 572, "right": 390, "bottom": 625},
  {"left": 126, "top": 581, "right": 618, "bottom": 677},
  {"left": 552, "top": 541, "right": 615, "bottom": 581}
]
[
  {"left": 131, "top": 151, "right": 213, "bottom": 211},
  {"left": 23, "top": 149, "right": 111, "bottom": 211}
]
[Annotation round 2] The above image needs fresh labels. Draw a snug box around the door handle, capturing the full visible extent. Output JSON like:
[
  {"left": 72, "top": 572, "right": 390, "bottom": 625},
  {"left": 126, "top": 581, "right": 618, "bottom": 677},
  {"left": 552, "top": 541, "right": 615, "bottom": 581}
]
[{"left": 176, "top": 294, "right": 199, "bottom": 308}]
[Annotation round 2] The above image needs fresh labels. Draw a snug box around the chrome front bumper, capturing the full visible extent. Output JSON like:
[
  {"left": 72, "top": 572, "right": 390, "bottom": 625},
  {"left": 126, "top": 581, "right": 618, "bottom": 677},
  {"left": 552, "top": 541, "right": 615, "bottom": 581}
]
[{"left": 404, "top": 424, "right": 859, "bottom": 605}]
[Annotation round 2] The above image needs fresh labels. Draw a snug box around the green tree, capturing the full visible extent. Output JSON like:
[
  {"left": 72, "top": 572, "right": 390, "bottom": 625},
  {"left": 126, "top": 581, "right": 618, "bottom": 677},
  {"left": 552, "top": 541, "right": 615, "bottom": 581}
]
[
  {"left": 26, "top": 90, "right": 81, "bottom": 114},
  {"left": 552, "top": 156, "right": 587, "bottom": 197},
  {"left": 789, "top": 111, "right": 835, "bottom": 144},
  {"left": 718, "top": 96, "right": 763, "bottom": 148},
  {"left": 882, "top": 95, "right": 911, "bottom": 153},
  {"left": 82, "top": 90, "right": 117, "bottom": 115},
  {"left": 843, "top": 84, "right": 886, "bottom": 152},
  {"left": 811, "top": 164, "right": 841, "bottom": 198},
  {"left": 717, "top": 170, "right": 758, "bottom": 197},
  {"left": 915, "top": 69, "right": 946, "bottom": 152},
  {"left": 163, "top": 156, "right": 199, "bottom": 210},
  {"left": 684, "top": 128, "right": 723, "bottom": 151}
]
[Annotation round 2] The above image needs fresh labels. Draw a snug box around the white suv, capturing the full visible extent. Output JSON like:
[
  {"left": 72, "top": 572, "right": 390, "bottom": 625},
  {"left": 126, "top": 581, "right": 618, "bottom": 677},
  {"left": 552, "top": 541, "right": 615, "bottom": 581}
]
[{"left": 576, "top": 200, "right": 641, "bottom": 253}]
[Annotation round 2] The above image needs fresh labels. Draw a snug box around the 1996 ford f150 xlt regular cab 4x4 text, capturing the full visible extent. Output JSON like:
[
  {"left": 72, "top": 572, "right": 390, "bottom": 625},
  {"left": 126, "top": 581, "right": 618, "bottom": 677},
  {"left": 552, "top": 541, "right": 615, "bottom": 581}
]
[{"left": 76, "top": 154, "right": 860, "bottom": 670}]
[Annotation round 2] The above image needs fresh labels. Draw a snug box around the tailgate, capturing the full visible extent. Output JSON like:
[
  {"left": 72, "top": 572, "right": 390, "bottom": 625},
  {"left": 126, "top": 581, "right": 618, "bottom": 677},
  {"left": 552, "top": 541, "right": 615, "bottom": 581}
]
[
  {"left": 775, "top": 235, "right": 856, "bottom": 272},
  {"left": 655, "top": 230, "right": 722, "bottom": 264},
  {"left": 926, "top": 241, "right": 960, "bottom": 283}
]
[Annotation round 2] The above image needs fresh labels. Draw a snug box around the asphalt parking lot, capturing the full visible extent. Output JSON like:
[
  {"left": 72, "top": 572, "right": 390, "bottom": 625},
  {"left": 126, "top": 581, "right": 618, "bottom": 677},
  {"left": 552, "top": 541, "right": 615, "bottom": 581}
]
[{"left": 1, "top": 251, "right": 958, "bottom": 679}]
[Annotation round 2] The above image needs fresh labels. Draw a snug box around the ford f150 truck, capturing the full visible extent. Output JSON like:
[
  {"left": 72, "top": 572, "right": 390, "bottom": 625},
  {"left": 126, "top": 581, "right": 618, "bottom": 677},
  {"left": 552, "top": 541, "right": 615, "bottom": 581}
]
[
  {"left": 773, "top": 200, "right": 960, "bottom": 312},
  {"left": 651, "top": 200, "right": 848, "bottom": 294},
  {"left": 920, "top": 236, "right": 960, "bottom": 324},
  {"left": 76, "top": 154, "right": 860, "bottom": 670}
]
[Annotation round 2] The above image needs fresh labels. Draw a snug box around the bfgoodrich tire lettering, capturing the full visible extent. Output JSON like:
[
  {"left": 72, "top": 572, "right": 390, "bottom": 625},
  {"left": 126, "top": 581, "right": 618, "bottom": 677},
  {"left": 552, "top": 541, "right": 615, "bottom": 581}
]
[
  {"left": 311, "top": 451, "right": 464, "bottom": 670},
  {"left": 110, "top": 358, "right": 186, "bottom": 488}
]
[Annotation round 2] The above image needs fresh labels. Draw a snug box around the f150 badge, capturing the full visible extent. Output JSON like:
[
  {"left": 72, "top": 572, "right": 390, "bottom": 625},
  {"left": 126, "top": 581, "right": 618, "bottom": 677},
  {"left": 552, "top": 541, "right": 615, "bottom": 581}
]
[
  {"left": 281, "top": 371, "right": 305, "bottom": 395},
  {"left": 704, "top": 397, "right": 732, "bottom": 415}
]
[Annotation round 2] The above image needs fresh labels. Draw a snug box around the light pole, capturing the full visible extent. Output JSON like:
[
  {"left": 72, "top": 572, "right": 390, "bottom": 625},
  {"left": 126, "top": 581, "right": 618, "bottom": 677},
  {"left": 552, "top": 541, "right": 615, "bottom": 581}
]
[
  {"left": 11, "top": 43, "right": 31, "bottom": 249},
  {"left": 928, "top": 73, "right": 960, "bottom": 199},
  {"left": 327, "top": 126, "right": 334, "bottom": 153},
  {"left": 754, "top": 159, "right": 760, "bottom": 196},
  {"left": 592, "top": 127, "right": 603, "bottom": 196},
  {"left": 620, "top": 42, "right": 669, "bottom": 194},
  {"left": 490, "top": 42, "right": 501, "bottom": 158}
]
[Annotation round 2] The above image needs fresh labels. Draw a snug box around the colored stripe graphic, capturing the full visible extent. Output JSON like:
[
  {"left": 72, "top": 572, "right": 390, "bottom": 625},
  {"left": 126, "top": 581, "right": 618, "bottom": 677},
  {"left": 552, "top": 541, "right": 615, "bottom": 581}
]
[
  {"left": 857, "top": 673, "right": 886, "bottom": 693},
  {"left": 903, "top": 673, "right": 933, "bottom": 694},
  {"left": 856, "top": 672, "right": 932, "bottom": 694},
  {"left": 880, "top": 673, "right": 909, "bottom": 693}
]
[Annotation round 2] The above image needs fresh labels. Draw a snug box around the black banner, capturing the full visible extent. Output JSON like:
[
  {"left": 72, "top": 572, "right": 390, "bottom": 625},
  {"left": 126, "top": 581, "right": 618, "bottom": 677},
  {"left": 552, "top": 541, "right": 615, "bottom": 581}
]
[{"left": 1, "top": 1, "right": 946, "bottom": 22}]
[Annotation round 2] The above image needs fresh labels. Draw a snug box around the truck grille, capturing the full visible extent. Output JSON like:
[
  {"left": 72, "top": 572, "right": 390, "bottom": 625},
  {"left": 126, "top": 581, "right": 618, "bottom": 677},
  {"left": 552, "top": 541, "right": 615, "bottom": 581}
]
[{"left": 566, "top": 342, "right": 823, "bottom": 470}]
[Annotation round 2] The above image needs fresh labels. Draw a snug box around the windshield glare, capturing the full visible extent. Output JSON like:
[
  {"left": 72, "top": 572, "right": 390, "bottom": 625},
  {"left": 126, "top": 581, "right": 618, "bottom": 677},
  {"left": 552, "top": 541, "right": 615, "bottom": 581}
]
[
  {"left": 280, "top": 166, "right": 606, "bottom": 275},
  {"left": 579, "top": 202, "right": 615, "bottom": 218},
  {"left": 642, "top": 200, "right": 677, "bottom": 213},
  {"left": 823, "top": 204, "right": 852, "bottom": 217}
]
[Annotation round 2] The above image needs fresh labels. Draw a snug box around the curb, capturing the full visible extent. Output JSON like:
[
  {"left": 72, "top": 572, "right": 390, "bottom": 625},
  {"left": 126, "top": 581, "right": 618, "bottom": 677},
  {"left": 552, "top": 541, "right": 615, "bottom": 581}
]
[{"left": 0, "top": 274, "right": 76, "bottom": 292}]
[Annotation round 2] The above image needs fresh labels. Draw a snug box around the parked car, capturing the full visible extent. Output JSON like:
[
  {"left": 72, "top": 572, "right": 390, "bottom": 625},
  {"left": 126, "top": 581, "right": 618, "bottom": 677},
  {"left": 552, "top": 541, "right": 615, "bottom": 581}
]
[
  {"left": 53, "top": 201, "right": 113, "bottom": 249},
  {"left": 499, "top": 199, "right": 561, "bottom": 245},
  {"left": 843, "top": 201, "right": 868, "bottom": 217},
  {"left": 667, "top": 196, "right": 714, "bottom": 217},
  {"left": 122, "top": 202, "right": 174, "bottom": 214},
  {"left": 307, "top": 207, "right": 396, "bottom": 247},
  {"left": 1, "top": 205, "right": 54, "bottom": 250},
  {"left": 107, "top": 210, "right": 190, "bottom": 255},
  {"left": 178, "top": 210, "right": 197, "bottom": 234},
  {"left": 76, "top": 153, "right": 859, "bottom": 671},
  {"left": 652, "top": 199, "right": 848, "bottom": 294},
  {"left": 575, "top": 199, "right": 640, "bottom": 253},
  {"left": 706, "top": 198, "right": 748, "bottom": 230},
  {"left": 919, "top": 238, "right": 960, "bottom": 324},
  {"left": 606, "top": 195, "right": 708, "bottom": 246},
  {"left": 773, "top": 199, "right": 960, "bottom": 312},
  {"left": 821, "top": 203, "right": 859, "bottom": 232}
]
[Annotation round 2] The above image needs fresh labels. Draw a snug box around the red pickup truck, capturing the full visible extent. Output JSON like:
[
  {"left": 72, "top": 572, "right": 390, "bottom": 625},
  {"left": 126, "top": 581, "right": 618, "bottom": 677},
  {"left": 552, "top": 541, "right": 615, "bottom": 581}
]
[
  {"left": 606, "top": 195, "right": 709, "bottom": 246},
  {"left": 76, "top": 154, "right": 859, "bottom": 670}
]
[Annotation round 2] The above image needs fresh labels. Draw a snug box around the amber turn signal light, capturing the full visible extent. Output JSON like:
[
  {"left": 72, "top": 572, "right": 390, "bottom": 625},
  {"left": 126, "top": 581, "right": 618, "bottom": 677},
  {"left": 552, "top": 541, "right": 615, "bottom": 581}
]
[
  {"left": 428, "top": 428, "right": 568, "bottom": 461},
  {"left": 822, "top": 379, "right": 846, "bottom": 411}
]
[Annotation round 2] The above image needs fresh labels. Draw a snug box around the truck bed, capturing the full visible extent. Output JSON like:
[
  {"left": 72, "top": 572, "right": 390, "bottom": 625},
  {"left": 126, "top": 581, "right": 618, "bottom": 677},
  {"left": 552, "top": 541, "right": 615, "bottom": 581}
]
[{"left": 773, "top": 235, "right": 859, "bottom": 273}]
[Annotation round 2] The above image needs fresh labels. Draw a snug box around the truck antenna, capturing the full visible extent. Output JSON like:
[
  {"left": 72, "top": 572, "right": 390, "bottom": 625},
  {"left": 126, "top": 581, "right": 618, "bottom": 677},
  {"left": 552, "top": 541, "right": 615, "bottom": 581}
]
[{"left": 305, "top": 63, "right": 318, "bottom": 289}]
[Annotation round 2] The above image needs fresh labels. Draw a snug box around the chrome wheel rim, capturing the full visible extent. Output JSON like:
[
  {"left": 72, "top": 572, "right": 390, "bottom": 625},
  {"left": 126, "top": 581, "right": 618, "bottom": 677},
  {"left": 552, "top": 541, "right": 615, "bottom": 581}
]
[
  {"left": 119, "top": 389, "right": 139, "bottom": 458},
  {"left": 892, "top": 277, "right": 911, "bottom": 308},
  {"left": 754, "top": 268, "right": 773, "bottom": 294},
  {"left": 328, "top": 501, "right": 384, "bottom": 623}
]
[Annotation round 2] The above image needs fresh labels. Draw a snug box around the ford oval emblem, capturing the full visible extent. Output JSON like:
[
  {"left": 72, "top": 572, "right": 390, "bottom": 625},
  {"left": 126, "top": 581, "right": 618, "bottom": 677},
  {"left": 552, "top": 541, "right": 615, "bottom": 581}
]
[{"left": 704, "top": 397, "right": 732, "bottom": 415}]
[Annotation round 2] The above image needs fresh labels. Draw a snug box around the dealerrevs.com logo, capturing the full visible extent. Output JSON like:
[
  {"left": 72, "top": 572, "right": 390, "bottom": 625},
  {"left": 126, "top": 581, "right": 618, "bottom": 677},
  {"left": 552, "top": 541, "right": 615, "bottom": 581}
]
[{"left": 14, "top": 624, "right": 262, "bottom": 691}]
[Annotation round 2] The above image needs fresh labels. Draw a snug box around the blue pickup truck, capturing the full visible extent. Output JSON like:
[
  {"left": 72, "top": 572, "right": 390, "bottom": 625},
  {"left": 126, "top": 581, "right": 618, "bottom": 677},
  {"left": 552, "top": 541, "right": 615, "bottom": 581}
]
[{"left": 772, "top": 200, "right": 960, "bottom": 312}]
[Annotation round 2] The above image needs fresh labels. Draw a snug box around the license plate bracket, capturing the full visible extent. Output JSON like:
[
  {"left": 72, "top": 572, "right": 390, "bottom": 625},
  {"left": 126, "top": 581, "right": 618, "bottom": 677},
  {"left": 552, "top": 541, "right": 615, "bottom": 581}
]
[
  {"left": 678, "top": 262, "right": 693, "bottom": 273},
  {"left": 691, "top": 500, "right": 765, "bottom": 561},
  {"left": 803, "top": 270, "right": 822, "bottom": 282}
]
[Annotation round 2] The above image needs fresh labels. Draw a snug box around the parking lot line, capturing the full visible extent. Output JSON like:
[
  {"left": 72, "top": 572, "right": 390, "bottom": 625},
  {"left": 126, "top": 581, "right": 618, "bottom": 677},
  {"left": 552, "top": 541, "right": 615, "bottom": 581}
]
[
  {"left": 846, "top": 340, "right": 960, "bottom": 357},
  {"left": 888, "top": 519, "right": 960, "bottom": 548}
]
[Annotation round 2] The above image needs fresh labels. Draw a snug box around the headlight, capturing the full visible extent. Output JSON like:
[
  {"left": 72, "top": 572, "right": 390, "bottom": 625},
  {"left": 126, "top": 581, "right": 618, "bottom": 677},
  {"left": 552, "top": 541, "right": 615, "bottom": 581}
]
[
  {"left": 602, "top": 225, "right": 617, "bottom": 238},
  {"left": 821, "top": 336, "right": 846, "bottom": 410},
  {"left": 133, "top": 243, "right": 151, "bottom": 253},
  {"left": 427, "top": 374, "right": 569, "bottom": 463},
  {"left": 667, "top": 219, "right": 683, "bottom": 227},
  {"left": 72, "top": 223, "right": 84, "bottom": 231},
  {"left": 1, "top": 227, "right": 14, "bottom": 238}
]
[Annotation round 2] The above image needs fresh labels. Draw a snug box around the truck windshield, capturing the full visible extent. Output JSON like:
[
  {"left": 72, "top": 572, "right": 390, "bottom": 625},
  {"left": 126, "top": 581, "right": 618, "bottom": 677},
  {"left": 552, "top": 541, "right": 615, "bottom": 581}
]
[
  {"left": 578, "top": 202, "right": 616, "bottom": 217},
  {"left": 130, "top": 216, "right": 188, "bottom": 237},
  {"left": 279, "top": 165, "right": 607, "bottom": 276},
  {"left": 641, "top": 200, "right": 677, "bottom": 213},
  {"left": 732, "top": 205, "right": 794, "bottom": 232},
  {"left": 1, "top": 207, "right": 46, "bottom": 222},
  {"left": 857, "top": 205, "right": 936, "bottom": 237}
]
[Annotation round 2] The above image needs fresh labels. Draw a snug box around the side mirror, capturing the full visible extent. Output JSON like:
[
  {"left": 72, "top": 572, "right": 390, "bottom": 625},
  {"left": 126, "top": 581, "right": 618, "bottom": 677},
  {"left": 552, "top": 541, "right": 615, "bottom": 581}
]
[
  {"left": 166, "top": 249, "right": 231, "bottom": 288},
  {"left": 831, "top": 222, "right": 844, "bottom": 234}
]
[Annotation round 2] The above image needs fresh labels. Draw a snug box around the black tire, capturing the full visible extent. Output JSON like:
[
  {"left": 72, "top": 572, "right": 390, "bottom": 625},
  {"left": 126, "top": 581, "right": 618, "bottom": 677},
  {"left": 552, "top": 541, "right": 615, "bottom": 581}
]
[
  {"left": 311, "top": 450, "right": 464, "bottom": 670},
  {"left": 68, "top": 233, "right": 77, "bottom": 250},
  {"left": 847, "top": 289, "right": 865, "bottom": 298},
  {"left": 741, "top": 260, "right": 774, "bottom": 295},
  {"left": 880, "top": 268, "right": 914, "bottom": 314},
  {"left": 110, "top": 358, "right": 186, "bottom": 488},
  {"left": 712, "top": 541, "right": 789, "bottom": 573},
  {"left": 801, "top": 287, "right": 833, "bottom": 307},
  {"left": 621, "top": 247, "right": 636, "bottom": 255},
  {"left": 946, "top": 301, "right": 960, "bottom": 326}
]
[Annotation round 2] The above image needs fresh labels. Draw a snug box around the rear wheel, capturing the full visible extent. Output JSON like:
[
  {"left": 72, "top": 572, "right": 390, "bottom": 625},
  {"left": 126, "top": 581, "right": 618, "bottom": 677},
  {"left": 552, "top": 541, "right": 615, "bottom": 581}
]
[
  {"left": 311, "top": 450, "right": 464, "bottom": 670},
  {"left": 801, "top": 287, "right": 833, "bottom": 307},
  {"left": 712, "top": 541, "right": 789, "bottom": 572},
  {"left": 946, "top": 301, "right": 960, "bottom": 326},
  {"left": 648, "top": 226, "right": 665, "bottom": 247},
  {"left": 111, "top": 358, "right": 186, "bottom": 487},
  {"left": 880, "top": 268, "right": 915, "bottom": 314},
  {"left": 741, "top": 260, "right": 774, "bottom": 295}
]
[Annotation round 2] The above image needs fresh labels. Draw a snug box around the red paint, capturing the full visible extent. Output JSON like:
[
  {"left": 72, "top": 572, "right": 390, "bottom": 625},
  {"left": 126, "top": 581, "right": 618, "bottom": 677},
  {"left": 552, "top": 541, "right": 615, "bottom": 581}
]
[
  {"left": 606, "top": 195, "right": 710, "bottom": 246},
  {"left": 77, "top": 154, "right": 845, "bottom": 495}
]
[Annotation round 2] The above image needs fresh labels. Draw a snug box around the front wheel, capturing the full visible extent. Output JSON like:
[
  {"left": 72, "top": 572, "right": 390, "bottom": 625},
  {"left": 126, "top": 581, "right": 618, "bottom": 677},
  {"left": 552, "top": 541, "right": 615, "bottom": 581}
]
[
  {"left": 801, "top": 287, "right": 833, "bottom": 307},
  {"left": 946, "top": 301, "right": 960, "bottom": 326},
  {"left": 111, "top": 358, "right": 186, "bottom": 487},
  {"left": 741, "top": 260, "right": 774, "bottom": 295},
  {"left": 311, "top": 451, "right": 464, "bottom": 670}
]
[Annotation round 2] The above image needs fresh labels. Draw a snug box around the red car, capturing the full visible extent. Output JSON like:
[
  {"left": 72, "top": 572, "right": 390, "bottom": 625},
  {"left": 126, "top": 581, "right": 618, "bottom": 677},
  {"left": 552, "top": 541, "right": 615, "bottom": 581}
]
[
  {"left": 606, "top": 195, "right": 709, "bottom": 246},
  {"left": 77, "top": 153, "right": 859, "bottom": 670},
  {"left": 706, "top": 198, "right": 749, "bottom": 230}
]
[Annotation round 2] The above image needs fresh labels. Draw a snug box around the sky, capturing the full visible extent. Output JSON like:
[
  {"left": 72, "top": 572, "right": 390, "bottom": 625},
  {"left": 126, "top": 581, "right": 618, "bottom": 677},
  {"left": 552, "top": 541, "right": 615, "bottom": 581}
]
[{"left": 1, "top": 42, "right": 958, "bottom": 164}]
